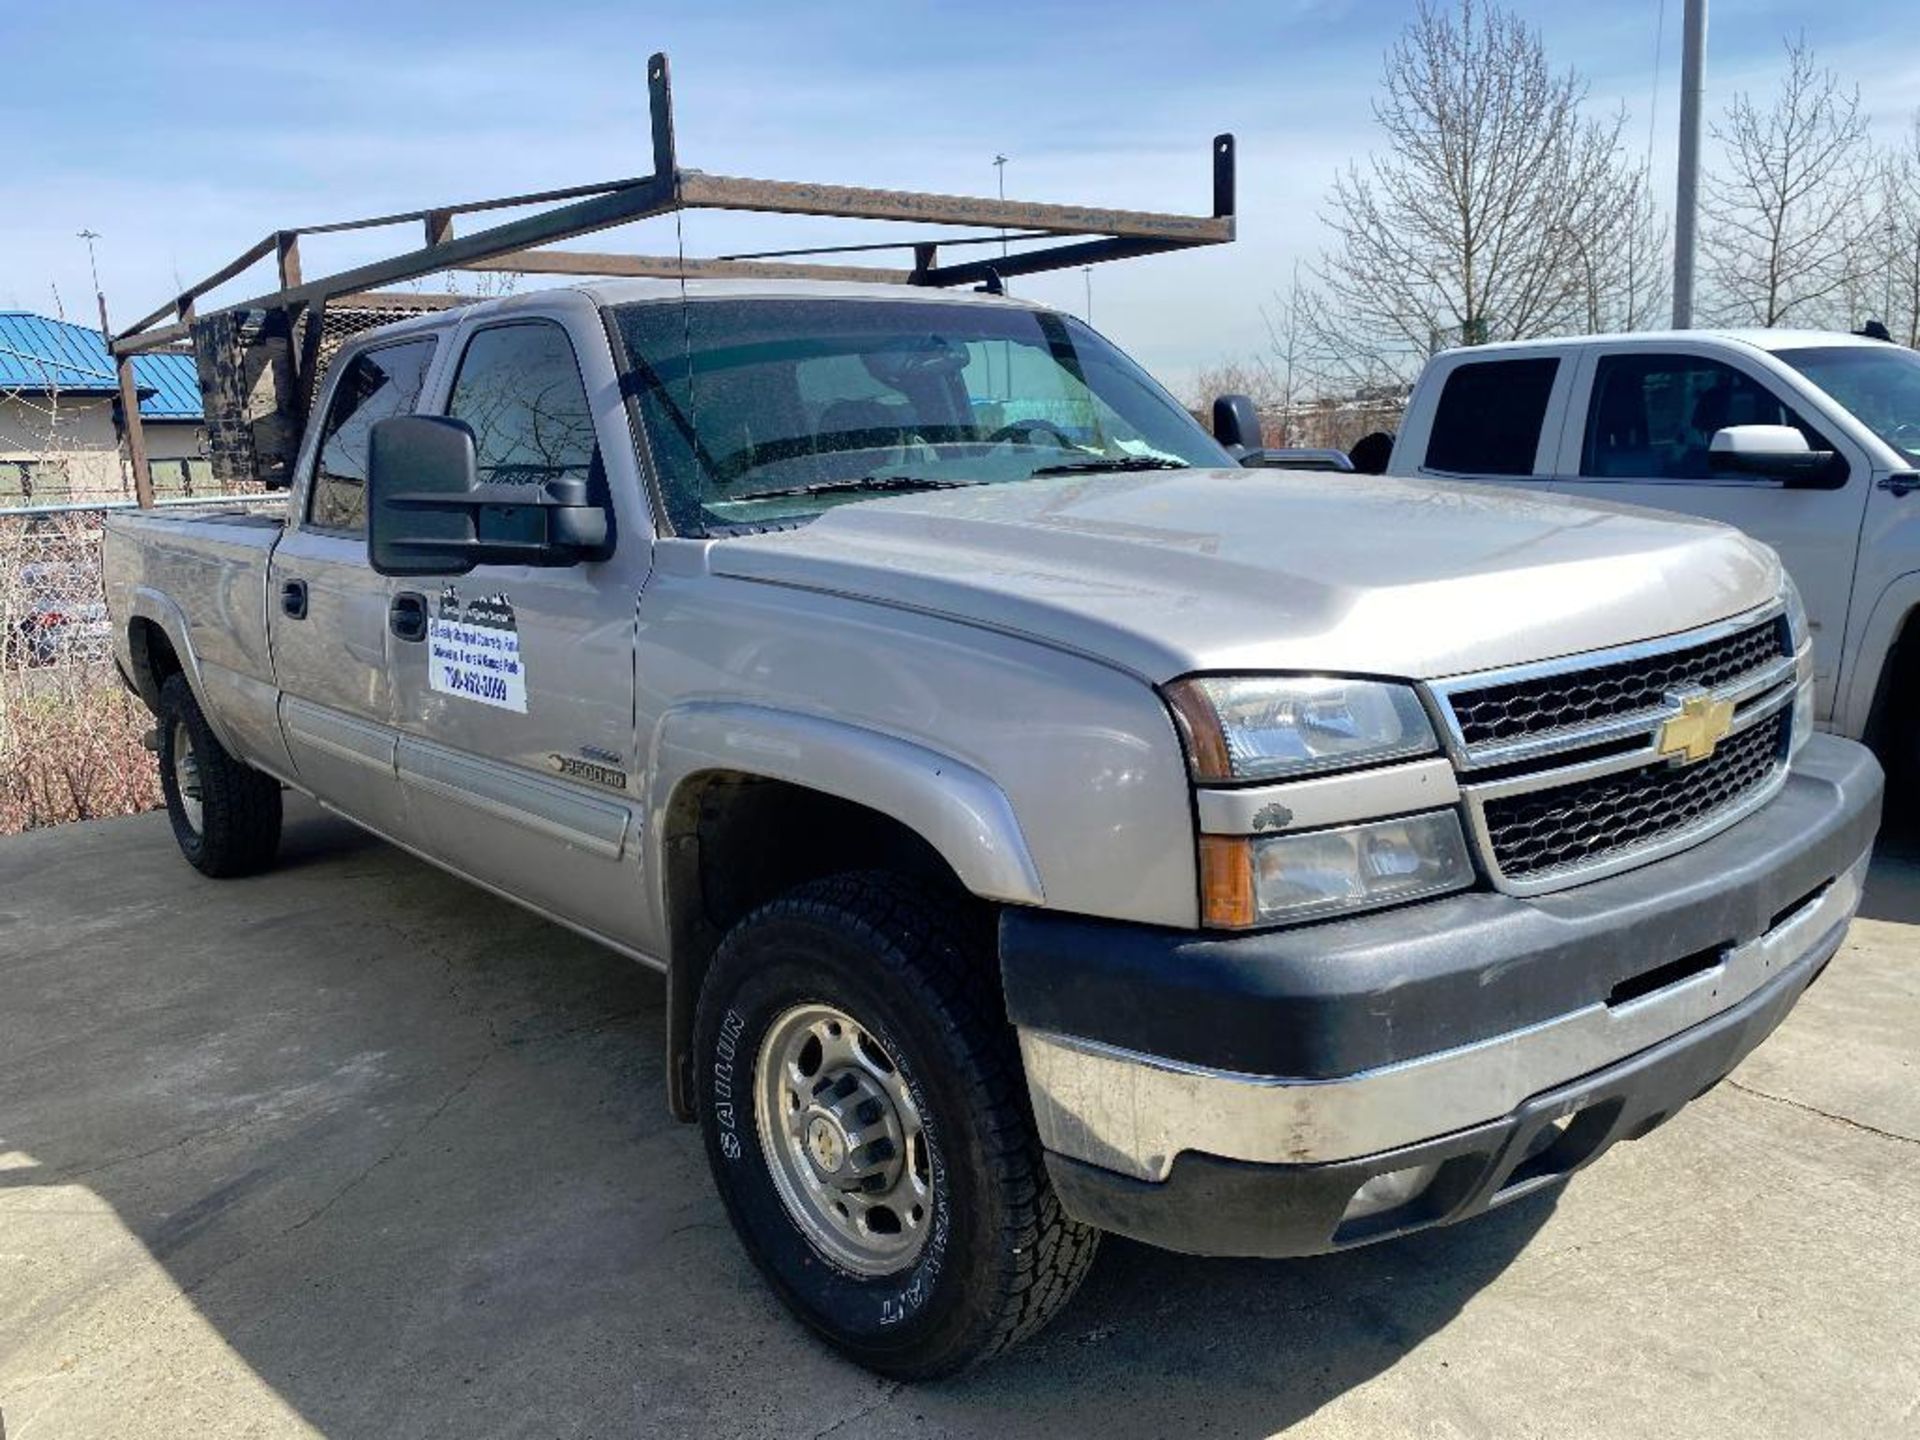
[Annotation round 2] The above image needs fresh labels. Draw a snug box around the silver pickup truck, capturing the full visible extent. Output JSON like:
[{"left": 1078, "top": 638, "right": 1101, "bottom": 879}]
[{"left": 105, "top": 278, "right": 1883, "bottom": 1377}]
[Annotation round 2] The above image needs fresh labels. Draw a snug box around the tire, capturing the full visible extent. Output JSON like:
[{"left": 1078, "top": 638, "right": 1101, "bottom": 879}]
[
  {"left": 693, "top": 872, "right": 1100, "bottom": 1379},
  {"left": 156, "top": 672, "right": 282, "bottom": 878}
]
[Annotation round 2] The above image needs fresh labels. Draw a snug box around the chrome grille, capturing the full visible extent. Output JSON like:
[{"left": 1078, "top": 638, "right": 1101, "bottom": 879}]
[
  {"left": 1432, "top": 603, "right": 1801, "bottom": 896},
  {"left": 1481, "top": 710, "right": 1788, "bottom": 881},
  {"left": 1450, "top": 617, "right": 1788, "bottom": 748}
]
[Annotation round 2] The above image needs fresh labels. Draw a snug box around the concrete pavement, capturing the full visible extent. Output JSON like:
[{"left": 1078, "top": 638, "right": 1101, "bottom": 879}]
[{"left": 0, "top": 799, "right": 1915, "bottom": 1439}]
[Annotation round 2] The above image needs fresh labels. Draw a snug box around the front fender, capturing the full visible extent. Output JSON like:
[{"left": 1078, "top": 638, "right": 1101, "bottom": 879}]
[
  {"left": 646, "top": 701, "right": 1046, "bottom": 913},
  {"left": 1839, "top": 568, "right": 1920, "bottom": 740}
]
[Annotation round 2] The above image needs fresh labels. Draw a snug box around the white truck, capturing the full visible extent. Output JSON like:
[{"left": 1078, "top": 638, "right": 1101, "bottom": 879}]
[
  {"left": 1386, "top": 330, "right": 1920, "bottom": 787},
  {"left": 95, "top": 63, "right": 1883, "bottom": 1376}
]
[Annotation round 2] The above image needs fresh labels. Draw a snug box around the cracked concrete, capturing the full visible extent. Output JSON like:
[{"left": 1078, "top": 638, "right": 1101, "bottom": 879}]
[{"left": 0, "top": 797, "right": 1915, "bottom": 1439}]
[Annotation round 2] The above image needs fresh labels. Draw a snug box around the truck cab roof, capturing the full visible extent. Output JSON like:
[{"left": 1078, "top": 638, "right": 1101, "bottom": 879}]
[{"left": 1432, "top": 328, "right": 1890, "bottom": 361}]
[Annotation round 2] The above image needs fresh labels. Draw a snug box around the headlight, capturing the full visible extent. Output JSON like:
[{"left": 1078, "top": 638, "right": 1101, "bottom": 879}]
[
  {"left": 1165, "top": 676, "right": 1438, "bottom": 783},
  {"left": 1199, "top": 810, "right": 1474, "bottom": 928},
  {"left": 1781, "top": 572, "right": 1810, "bottom": 655}
]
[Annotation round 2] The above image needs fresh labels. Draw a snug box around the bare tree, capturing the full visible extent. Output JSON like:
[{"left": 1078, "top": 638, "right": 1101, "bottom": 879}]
[
  {"left": 1311, "top": 0, "right": 1653, "bottom": 380},
  {"left": 1880, "top": 114, "right": 1920, "bottom": 346},
  {"left": 1701, "top": 37, "right": 1875, "bottom": 328}
]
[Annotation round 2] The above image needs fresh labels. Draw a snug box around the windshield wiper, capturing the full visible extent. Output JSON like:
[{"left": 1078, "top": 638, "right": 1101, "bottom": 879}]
[
  {"left": 1029, "top": 456, "right": 1191, "bottom": 476},
  {"left": 734, "top": 474, "right": 970, "bottom": 500}
]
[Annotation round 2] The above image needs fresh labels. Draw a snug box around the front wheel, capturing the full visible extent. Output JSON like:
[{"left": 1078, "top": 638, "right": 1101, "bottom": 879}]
[
  {"left": 156, "top": 672, "right": 282, "bottom": 878},
  {"left": 693, "top": 873, "right": 1100, "bottom": 1378}
]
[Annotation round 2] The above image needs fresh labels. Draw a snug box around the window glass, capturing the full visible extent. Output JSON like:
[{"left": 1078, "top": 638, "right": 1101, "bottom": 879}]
[
  {"left": 1776, "top": 345, "right": 1920, "bottom": 466},
  {"left": 1423, "top": 358, "right": 1559, "bottom": 476},
  {"left": 1582, "top": 353, "right": 1834, "bottom": 480},
  {"left": 611, "top": 298, "right": 1232, "bottom": 534},
  {"left": 446, "top": 322, "right": 599, "bottom": 486},
  {"left": 308, "top": 338, "right": 437, "bottom": 532}
]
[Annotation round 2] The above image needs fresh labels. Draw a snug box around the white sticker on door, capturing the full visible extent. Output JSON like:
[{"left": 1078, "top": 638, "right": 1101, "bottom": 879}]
[{"left": 428, "top": 588, "right": 527, "bottom": 713}]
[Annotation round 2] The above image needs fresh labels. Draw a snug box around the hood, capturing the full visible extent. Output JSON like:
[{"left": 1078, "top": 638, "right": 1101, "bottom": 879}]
[{"left": 712, "top": 468, "right": 1780, "bottom": 682}]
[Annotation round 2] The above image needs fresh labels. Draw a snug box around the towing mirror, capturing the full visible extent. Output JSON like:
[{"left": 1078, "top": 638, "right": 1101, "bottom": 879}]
[
  {"left": 367, "top": 415, "right": 612, "bottom": 577},
  {"left": 1212, "top": 393, "right": 1264, "bottom": 454},
  {"left": 1708, "top": 425, "right": 1838, "bottom": 485}
]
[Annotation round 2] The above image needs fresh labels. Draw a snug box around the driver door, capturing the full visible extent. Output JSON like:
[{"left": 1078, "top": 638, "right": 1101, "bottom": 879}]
[
  {"left": 386, "top": 314, "right": 651, "bottom": 948},
  {"left": 1545, "top": 347, "right": 1871, "bottom": 715}
]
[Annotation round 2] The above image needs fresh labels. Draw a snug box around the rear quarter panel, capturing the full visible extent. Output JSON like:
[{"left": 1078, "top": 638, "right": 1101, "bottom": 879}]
[{"left": 104, "top": 508, "right": 292, "bottom": 776}]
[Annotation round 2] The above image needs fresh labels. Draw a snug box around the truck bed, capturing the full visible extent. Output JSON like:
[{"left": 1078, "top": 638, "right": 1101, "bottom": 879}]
[{"left": 103, "top": 505, "right": 287, "bottom": 771}]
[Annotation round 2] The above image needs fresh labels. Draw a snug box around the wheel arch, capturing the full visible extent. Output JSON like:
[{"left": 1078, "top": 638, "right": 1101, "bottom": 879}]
[
  {"left": 648, "top": 703, "right": 1043, "bottom": 1119},
  {"left": 122, "top": 588, "right": 243, "bottom": 755},
  {"left": 1844, "top": 571, "right": 1920, "bottom": 748}
]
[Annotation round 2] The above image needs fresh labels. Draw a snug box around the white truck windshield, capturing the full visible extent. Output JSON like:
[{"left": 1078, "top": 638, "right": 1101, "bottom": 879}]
[
  {"left": 1778, "top": 345, "right": 1920, "bottom": 466},
  {"left": 611, "top": 297, "right": 1232, "bottom": 533}
]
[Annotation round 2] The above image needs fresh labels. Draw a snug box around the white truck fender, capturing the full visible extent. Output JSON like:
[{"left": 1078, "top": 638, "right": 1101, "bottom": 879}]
[{"left": 1839, "top": 569, "right": 1920, "bottom": 740}]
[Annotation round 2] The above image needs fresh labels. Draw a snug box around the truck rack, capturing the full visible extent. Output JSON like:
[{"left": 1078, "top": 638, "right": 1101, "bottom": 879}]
[{"left": 106, "top": 52, "right": 1235, "bottom": 502}]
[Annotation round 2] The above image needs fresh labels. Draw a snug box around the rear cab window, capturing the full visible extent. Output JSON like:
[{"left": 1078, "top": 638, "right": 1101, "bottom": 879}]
[
  {"left": 1422, "top": 357, "right": 1560, "bottom": 476},
  {"left": 306, "top": 338, "right": 439, "bottom": 533}
]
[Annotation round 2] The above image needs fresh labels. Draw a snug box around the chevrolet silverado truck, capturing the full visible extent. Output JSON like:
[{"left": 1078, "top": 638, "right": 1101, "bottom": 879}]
[
  {"left": 103, "top": 280, "right": 1882, "bottom": 1377},
  {"left": 1384, "top": 329, "right": 1920, "bottom": 789}
]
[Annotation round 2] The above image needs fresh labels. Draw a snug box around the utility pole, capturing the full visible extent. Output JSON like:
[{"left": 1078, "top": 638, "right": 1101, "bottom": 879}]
[
  {"left": 993, "top": 154, "right": 1009, "bottom": 260},
  {"left": 1672, "top": 0, "right": 1707, "bottom": 328},
  {"left": 78, "top": 229, "right": 108, "bottom": 340}
]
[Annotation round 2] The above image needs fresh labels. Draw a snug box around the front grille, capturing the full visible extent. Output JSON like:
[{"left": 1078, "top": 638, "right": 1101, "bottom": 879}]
[
  {"left": 1451, "top": 618, "right": 1789, "bottom": 747},
  {"left": 1481, "top": 710, "right": 1788, "bottom": 881}
]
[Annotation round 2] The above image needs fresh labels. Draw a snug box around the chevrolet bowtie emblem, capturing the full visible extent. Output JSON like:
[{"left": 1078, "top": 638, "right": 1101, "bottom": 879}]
[{"left": 1656, "top": 692, "right": 1736, "bottom": 765}]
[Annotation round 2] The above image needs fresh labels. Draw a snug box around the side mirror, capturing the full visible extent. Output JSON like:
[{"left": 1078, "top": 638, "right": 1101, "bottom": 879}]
[
  {"left": 1708, "top": 425, "right": 1837, "bottom": 485},
  {"left": 367, "top": 415, "right": 611, "bottom": 577},
  {"left": 1212, "top": 393, "right": 1263, "bottom": 454}
]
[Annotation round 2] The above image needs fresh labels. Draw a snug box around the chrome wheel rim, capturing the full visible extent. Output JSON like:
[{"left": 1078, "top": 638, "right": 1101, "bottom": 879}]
[
  {"left": 171, "top": 718, "right": 203, "bottom": 835},
  {"left": 754, "top": 1002, "right": 933, "bottom": 1276}
]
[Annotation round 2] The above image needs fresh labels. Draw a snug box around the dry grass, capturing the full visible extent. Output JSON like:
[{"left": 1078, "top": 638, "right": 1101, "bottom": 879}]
[{"left": 0, "top": 676, "right": 161, "bottom": 834}]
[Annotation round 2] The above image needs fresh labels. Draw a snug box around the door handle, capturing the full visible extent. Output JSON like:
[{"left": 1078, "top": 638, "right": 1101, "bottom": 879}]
[
  {"left": 1878, "top": 472, "right": 1919, "bottom": 497},
  {"left": 280, "top": 579, "right": 308, "bottom": 620},
  {"left": 389, "top": 591, "right": 429, "bottom": 643}
]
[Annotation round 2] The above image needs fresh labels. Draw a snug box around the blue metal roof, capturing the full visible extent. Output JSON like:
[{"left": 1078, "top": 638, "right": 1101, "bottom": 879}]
[{"left": 0, "top": 312, "right": 202, "bottom": 420}]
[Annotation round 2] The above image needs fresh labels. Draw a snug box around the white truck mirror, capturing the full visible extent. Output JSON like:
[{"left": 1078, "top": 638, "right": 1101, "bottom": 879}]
[{"left": 1708, "top": 424, "right": 1837, "bottom": 485}]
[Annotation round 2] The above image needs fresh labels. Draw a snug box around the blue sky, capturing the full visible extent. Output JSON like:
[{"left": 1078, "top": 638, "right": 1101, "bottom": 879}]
[{"left": 4, "top": 1, "right": 1917, "bottom": 389}]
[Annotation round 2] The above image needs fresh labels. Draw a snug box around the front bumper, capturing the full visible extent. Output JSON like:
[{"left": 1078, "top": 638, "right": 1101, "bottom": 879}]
[{"left": 1001, "top": 734, "right": 1881, "bottom": 1258}]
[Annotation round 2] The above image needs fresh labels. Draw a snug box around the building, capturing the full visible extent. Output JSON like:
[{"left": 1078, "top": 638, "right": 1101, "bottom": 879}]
[{"left": 0, "top": 312, "right": 207, "bottom": 504}]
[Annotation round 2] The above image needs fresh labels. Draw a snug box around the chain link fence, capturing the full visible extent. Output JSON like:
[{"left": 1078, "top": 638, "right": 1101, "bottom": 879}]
[{"left": 0, "top": 494, "right": 281, "bottom": 834}]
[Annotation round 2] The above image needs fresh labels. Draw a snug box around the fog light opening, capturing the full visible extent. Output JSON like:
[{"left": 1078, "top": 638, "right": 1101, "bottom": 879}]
[{"left": 1340, "top": 1161, "right": 1442, "bottom": 1224}]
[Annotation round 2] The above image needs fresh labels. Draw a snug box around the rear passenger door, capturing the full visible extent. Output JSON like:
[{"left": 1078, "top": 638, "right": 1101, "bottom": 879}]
[
  {"left": 269, "top": 335, "right": 438, "bottom": 840},
  {"left": 386, "top": 314, "right": 650, "bottom": 948},
  {"left": 1541, "top": 348, "right": 1869, "bottom": 715},
  {"left": 1413, "top": 354, "right": 1569, "bottom": 481}
]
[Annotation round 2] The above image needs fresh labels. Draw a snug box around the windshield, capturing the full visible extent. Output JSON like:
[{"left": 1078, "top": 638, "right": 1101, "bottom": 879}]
[
  {"left": 1776, "top": 345, "right": 1920, "bottom": 466},
  {"left": 610, "top": 297, "right": 1232, "bottom": 533}
]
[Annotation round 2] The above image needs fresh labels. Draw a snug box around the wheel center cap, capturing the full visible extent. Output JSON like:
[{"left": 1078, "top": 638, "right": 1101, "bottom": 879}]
[{"left": 806, "top": 1115, "right": 847, "bottom": 1173}]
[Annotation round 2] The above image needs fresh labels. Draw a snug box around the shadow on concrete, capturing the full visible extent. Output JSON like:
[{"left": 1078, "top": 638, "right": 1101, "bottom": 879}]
[{"left": 0, "top": 803, "right": 1551, "bottom": 1439}]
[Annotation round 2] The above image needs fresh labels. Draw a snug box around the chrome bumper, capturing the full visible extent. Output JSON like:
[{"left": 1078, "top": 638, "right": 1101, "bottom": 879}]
[{"left": 1019, "top": 851, "right": 1868, "bottom": 1184}]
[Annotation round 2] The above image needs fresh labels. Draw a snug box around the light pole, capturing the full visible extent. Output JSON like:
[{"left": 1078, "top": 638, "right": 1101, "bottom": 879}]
[
  {"left": 1083, "top": 265, "right": 1093, "bottom": 323},
  {"left": 1672, "top": 0, "right": 1707, "bottom": 328}
]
